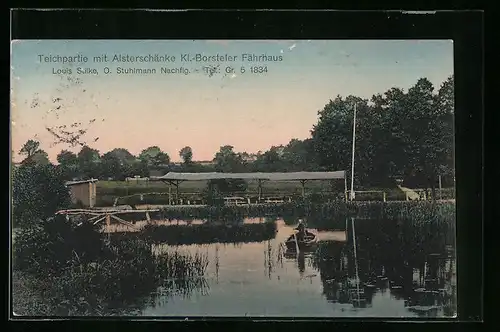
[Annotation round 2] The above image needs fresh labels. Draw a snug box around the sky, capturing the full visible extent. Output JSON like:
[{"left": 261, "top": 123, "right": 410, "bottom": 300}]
[{"left": 10, "top": 40, "right": 453, "bottom": 163}]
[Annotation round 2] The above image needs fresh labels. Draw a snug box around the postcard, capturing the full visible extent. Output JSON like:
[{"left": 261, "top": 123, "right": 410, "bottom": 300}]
[{"left": 11, "top": 39, "right": 456, "bottom": 318}]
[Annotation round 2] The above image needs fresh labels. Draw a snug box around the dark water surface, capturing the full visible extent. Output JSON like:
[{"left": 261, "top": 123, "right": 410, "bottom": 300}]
[{"left": 140, "top": 219, "right": 456, "bottom": 317}]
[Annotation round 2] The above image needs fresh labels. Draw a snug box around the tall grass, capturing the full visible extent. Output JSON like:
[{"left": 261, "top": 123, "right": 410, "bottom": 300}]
[{"left": 131, "top": 201, "right": 455, "bottom": 226}]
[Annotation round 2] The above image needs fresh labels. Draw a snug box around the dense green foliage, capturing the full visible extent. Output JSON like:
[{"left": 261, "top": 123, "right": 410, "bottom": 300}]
[{"left": 12, "top": 163, "right": 71, "bottom": 228}]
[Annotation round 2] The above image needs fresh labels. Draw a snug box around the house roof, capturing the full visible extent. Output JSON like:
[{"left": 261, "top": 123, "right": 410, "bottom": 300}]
[
  {"left": 65, "top": 178, "right": 99, "bottom": 186},
  {"left": 151, "top": 171, "right": 345, "bottom": 182}
]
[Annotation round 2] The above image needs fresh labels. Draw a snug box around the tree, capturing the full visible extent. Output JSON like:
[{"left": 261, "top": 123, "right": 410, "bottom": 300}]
[
  {"left": 18, "top": 139, "right": 51, "bottom": 166},
  {"left": 100, "top": 151, "right": 123, "bottom": 180},
  {"left": 77, "top": 146, "right": 101, "bottom": 179},
  {"left": 57, "top": 150, "right": 79, "bottom": 180},
  {"left": 12, "top": 163, "right": 71, "bottom": 228},
  {"left": 370, "top": 87, "right": 408, "bottom": 183},
  {"left": 139, "top": 146, "right": 170, "bottom": 168},
  {"left": 130, "top": 160, "right": 149, "bottom": 177},
  {"left": 213, "top": 145, "right": 246, "bottom": 173},
  {"left": 105, "top": 148, "right": 136, "bottom": 178},
  {"left": 29, "top": 150, "right": 51, "bottom": 165},
  {"left": 108, "top": 148, "right": 136, "bottom": 163},
  {"left": 57, "top": 150, "right": 78, "bottom": 165},
  {"left": 19, "top": 139, "right": 41, "bottom": 159},
  {"left": 252, "top": 145, "right": 286, "bottom": 172},
  {"left": 310, "top": 95, "right": 375, "bottom": 186},
  {"left": 20, "top": 149, "right": 51, "bottom": 167},
  {"left": 211, "top": 145, "right": 248, "bottom": 192},
  {"left": 398, "top": 78, "right": 440, "bottom": 195},
  {"left": 435, "top": 75, "right": 455, "bottom": 186},
  {"left": 179, "top": 146, "right": 193, "bottom": 164}
]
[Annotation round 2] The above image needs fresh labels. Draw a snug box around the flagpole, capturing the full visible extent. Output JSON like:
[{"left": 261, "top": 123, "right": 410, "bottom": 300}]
[{"left": 350, "top": 103, "right": 357, "bottom": 201}]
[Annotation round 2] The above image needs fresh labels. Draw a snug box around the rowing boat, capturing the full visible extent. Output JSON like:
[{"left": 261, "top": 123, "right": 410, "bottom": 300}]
[{"left": 284, "top": 230, "right": 318, "bottom": 251}]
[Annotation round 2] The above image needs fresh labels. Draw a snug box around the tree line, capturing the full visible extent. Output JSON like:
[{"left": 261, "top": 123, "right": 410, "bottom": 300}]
[{"left": 13, "top": 75, "right": 454, "bottom": 191}]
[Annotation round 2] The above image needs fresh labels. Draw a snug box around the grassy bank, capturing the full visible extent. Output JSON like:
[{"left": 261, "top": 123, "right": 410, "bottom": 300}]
[{"left": 12, "top": 270, "right": 53, "bottom": 316}]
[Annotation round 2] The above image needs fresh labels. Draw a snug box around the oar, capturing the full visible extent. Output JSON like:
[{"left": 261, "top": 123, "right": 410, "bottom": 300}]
[{"left": 293, "top": 231, "right": 300, "bottom": 253}]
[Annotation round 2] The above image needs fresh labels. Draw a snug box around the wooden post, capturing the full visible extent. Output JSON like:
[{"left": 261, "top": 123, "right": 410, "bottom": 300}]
[
  {"left": 301, "top": 180, "right": 306, "bottom": 197},
  {"left": 168, "top": 183, "right": 172, "bottom": 205},
  {"left": 438, "top": 175, "right": 442, "bottom": 200},
  {"left": 106, "top": 214, "right": 111, "bottom": 239},
  {"left": 258, "top": 180, "right": 262, "bottom": 202},
  {"left": 383, "top": 192, "right": 386, "bottom": 202},
  {"left": 344, "top": 174, "right": 348, "bottom": 202},
  {"left": 175, "top": 180, "right": 180, "bottom": 204}
]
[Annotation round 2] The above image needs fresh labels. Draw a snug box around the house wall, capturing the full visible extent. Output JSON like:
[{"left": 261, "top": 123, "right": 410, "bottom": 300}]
[{"left": 69, "top": 183, "right": 91, "bottom": 207}]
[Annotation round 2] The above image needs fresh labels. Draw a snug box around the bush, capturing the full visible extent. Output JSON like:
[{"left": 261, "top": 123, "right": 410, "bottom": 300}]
[
  {"left": 12, "top": 164, "right": 71, "bottom": 228},
  {"left": 13, "top": 215, "right": 107, "bottom": 276}
]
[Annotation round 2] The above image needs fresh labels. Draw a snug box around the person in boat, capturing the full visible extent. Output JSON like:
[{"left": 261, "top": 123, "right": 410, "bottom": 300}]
[{"left": 294, "top": 220, "right": 306, "bottom": 242}]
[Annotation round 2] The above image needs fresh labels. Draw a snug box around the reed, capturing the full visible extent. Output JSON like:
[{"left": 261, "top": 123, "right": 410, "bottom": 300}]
[{"left": 139, "top": 201, "right": 456, "bottom": 226}]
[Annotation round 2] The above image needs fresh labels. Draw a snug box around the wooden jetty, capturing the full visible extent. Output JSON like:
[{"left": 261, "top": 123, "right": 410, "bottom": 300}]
[{"left": 55, "top": 208, "right": 160, "bottom": 232}]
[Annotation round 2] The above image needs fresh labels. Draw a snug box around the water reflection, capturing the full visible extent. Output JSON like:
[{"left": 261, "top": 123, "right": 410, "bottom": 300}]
[{"left": 141, "top": 217, "right": 455, "bottom": 317}]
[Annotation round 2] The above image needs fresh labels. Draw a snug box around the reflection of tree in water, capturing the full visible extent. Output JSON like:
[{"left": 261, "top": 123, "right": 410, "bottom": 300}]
[
  {"left": 359, "top": 220, "right": 455, "bottom": 316},
  {"left": 144, "top": 220, "right": 278, "bottom": 245},
  {"left": 215, "top": 243, "right": 220, "bottom": 283},
  {"left": 310, "top": 242, "right": 349, "bottom": 303},
  {"left": 308, "top": 219, "right": 456, "bottom": 315}
]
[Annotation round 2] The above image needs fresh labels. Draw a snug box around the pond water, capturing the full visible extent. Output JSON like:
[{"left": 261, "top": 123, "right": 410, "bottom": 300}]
[{"left": 138, "top": 218, "right": 456, "bottom": 318}]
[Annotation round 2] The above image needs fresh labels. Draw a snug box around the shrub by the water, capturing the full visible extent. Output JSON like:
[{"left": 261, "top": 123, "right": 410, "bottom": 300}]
[
  {"left": 13, "top": 216, "right": 105, "bottom": 276},
  {"left": 12, "top": 163, "right": 71, "bottom": 228}
]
